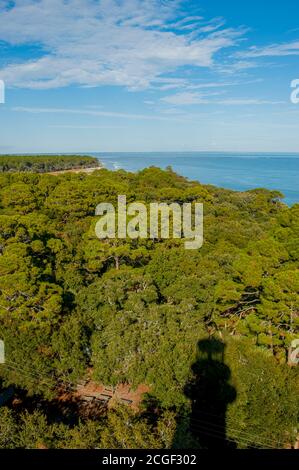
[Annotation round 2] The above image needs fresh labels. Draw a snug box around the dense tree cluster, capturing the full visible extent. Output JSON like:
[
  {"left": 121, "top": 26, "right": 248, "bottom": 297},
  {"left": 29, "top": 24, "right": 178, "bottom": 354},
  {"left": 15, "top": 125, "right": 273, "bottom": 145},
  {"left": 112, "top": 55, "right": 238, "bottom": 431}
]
[
  {"left": 0, "top": 164, "right": 298, "bottom": 448},
  {"left": 0, "top": 404, "right": 175, "bottom": 449},
  {"left": 0, "top": 155, "right": 100, "bottom": 173}
]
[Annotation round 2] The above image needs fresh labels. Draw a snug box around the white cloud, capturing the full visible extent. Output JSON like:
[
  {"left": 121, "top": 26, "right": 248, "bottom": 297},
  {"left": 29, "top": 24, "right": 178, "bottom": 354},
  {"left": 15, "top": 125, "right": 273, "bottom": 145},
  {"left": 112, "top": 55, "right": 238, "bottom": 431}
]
[
  {"left": 161, "top": 92, "right": 284, "bottom": 106},
  {"left": 239, "top": 40, "right": 299, "bottom": 58},
  {"left": 0, "top": 0, "right": 243, "bottom": 90},
  {"left": 161, "top": 91, "right": 211, "bottom": 105},
  {"left": 49, "top": 124, "right": 127, "bottom": 129},
  {"left": 12, "top": 105, "right": 188, "bottom": 122},
  {"left": 217, "top": 98, "right": 285, "bottom": 105}
]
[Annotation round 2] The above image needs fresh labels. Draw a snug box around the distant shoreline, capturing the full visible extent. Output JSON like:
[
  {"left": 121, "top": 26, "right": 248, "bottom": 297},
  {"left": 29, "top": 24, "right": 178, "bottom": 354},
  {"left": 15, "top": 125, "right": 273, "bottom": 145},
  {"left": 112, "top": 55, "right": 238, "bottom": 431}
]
[
  {"left": 0, "top": 154, "right": 101, "bottom": 174},
  {"left": 91, "top": 152, "right": 299, "bottom": 207}
]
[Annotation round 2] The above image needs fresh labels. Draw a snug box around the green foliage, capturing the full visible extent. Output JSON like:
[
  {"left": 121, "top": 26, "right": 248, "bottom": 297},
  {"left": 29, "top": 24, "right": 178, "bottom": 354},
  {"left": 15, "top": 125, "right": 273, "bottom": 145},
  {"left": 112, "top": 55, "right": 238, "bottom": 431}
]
[
  {"left": 0, "top": 161, "right": 298, "bottom": 449},
  {"left": 0, "top": 404, "right": 176, "bottom": 449},
  {"left": 225, "top": 337, "right": 299, "bottom": 448},
  {"left": 99, "top": 406, "right": 176, "bottom": 449},
  {"left": 0, "top": 155, "right": 100, "bottom": 173}
]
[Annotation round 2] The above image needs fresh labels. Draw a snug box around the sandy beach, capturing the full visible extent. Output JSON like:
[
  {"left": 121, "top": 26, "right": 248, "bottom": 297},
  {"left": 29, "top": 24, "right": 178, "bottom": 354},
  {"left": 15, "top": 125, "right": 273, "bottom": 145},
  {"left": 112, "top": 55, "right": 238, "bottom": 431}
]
[{"left": 47, "top": 166, "right": 102, "bottom": 175}]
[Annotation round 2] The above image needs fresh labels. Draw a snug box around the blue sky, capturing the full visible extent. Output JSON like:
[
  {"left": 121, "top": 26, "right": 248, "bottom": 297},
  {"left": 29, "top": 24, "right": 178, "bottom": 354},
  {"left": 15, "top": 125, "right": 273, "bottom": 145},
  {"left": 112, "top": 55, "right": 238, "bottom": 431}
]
[{"left": 0, "top": 0, "right": 299, "bottom": 153}]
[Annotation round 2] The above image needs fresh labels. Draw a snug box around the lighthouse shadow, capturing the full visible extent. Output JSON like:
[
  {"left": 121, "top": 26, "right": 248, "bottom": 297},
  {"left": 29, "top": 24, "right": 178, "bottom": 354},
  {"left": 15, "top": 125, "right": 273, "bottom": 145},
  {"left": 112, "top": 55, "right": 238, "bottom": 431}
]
[{"left": 174, "top": 338, "right": 237, "bottom": 449}]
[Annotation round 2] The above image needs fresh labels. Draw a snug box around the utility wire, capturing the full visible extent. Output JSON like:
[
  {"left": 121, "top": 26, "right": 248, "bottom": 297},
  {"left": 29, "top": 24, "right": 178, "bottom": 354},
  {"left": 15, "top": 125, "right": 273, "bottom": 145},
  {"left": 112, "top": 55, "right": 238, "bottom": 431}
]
[{"left": 1, "top": 360, "right": 281, "bottom": 449}]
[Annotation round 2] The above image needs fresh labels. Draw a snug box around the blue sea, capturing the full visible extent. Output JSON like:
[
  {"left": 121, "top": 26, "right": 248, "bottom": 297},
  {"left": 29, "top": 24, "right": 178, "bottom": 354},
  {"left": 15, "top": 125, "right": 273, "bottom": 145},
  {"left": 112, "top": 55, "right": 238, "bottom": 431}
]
[{"left": 89, "top": 152, "right": 299, "bottom": 207}]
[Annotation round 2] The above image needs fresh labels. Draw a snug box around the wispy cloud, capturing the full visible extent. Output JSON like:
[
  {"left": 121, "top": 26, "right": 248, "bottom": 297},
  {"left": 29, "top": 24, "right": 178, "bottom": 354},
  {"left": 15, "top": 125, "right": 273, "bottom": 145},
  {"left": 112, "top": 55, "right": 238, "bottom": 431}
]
[
  {"left": 217, "top": 98, "right": 285, "bottom": 105},
  {"left": 12, "top": 105, "right": 188, "bottom": 122},
  {"left": 161, "top": 91, "right": 218, "bottom": 105},
  {"left": 49, "top": 125, "right": 127, "bottom": 129},
  {"left": 238, "top": 40, "right": 299, "bottom": 58},
  {"left": 0, "top": 0, "right": 244, "bottom": 90},
  {"left": 161, "top": 92, "right": 284, "bottom": 106},
  {"left": 12, "top": 104, "right": 231, "bottom": 123}
]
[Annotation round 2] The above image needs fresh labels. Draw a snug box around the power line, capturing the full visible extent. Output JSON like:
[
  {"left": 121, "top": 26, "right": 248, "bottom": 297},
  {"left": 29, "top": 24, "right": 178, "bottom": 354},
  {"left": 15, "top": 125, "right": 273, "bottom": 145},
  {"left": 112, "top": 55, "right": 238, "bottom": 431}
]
[
  {"left": 187, "top": 415, "right": 278, "bottom": 448},
  {"left": 3, "top": 355, "right": 287, "bottom": 448},
  {"left": 174, "top": 409, "right": 280, "bottom": 448},
  {"left": 1, "top": 360, "right": 282, "bottom": 449}
]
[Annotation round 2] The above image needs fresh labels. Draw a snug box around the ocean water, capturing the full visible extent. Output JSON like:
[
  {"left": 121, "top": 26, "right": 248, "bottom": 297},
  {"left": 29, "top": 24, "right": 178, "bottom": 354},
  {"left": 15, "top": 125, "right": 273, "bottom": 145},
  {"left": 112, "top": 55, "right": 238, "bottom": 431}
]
[{"left": 90, "top": 152, "right": 299, "bottom": 206}]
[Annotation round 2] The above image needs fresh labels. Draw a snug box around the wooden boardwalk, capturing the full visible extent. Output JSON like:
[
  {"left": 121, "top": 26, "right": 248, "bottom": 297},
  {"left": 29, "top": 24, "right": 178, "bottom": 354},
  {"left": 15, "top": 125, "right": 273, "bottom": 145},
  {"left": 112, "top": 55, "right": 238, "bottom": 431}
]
[{"left": 75, "top": 380, "right": 150, "bottom": 410}]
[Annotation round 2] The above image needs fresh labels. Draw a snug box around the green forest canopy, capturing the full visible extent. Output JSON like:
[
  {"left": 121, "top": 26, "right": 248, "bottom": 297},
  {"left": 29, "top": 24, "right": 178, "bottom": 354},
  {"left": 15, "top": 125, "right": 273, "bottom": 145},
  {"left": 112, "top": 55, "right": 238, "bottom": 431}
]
[
  {"left": 0, "top": 155, "right": 100, "bottom": 173},
  {"left": 0, "top": 160, "right": 298, "bottom": 449}
]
